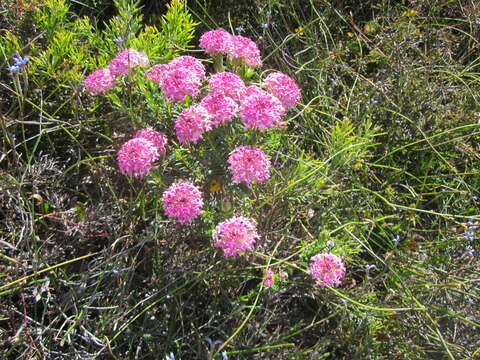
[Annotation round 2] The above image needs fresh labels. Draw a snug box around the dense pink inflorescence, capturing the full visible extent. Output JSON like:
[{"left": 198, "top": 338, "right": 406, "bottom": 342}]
[
  {"left": 160, "top": 67, "right": 202, "bottom": 103},
  {"left": 213, "top": 216, "right": 259, "bottom": 257},
  {"left": 242, "top": 85, "right": 265, "bottom": 100},
  {"left": 162, "top": 180, "right": 203, "bottom": 224},
  {"left": 199, "top": 29, "right": 232, "bottom": 54},
  {"left": 309, "top": 253, "right": 345, "bottom": 288},
  {"left": 263, "top": 72, "right": 301, "bottom": 110},
  {"left": 169, "top": 56, "right": 206, "bottom": 79},
  {"left": 208, "top": 71, "right": 245, "bottom": 102},
  {"left": 199, "top": 92, "right": 238, "bottom": 127},
  {"left": 145, "top": 63, "right": 170, "bottom": 83},
  {"left": 174, "top": 105, "right": 212, "bottom": 144},
  {"left": 228, "top": 35, "right": 262, "bottom": 66},
  {"left": 118, "top": 138, "right": 159, "bottom": 178},
  {"left": 84, "top": 68, "right": 116, "bottom": 94},
  {"left": 263, "top": 268, "right": 274, "bottom": 287},
  {"left": 240, "top": 90, "right": 285, "bottom": 130},
  {"left": 134, "top": 128, "right": 167, "bottom": 156},
  {"left": 108, "top": 49, "right": 149, "bottom": 76},
  {"left": 228, "top": 146, "right": 271, "bottom": 184}
]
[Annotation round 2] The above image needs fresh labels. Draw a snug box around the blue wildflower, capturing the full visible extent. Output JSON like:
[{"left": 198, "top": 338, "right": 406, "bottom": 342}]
[
  {"left": 12, "top": 55, "right": 30, "bottom": 66},
  {"left": 7, "top": 64, "right": 21, "bottom": 73}
]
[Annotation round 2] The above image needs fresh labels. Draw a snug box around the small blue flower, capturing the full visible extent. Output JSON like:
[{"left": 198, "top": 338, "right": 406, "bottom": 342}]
[
  {"left": 235, "top": 25, "right": 245, "bottom": 32},
  {"left": 393, "top": 234, "right": 401, "bottom": 244},
  {"left": 475, "top": 19, "right": 480, "bottom": 25},
  {"left": 214, "top": 340, "right": 222, "bottom": 345},
  {"left": 204, "top": 337, "right": 212, "bottom": 345},
  {"left": 365, "top": 264, "right": 377, "bottom": 271},
  {"left": 113, "top": 37, "right": 124, "bottom": 44},
  {"left": 7, "top": 64, "right": 21, "bottom": 73},
  {"left": 222, "top": 351, "right": 228, "bottom": 359},
  {"left": 12, "top": 55, "right": 30, "bottom": 66},
  {"left": 260, "top": 21, "right": 269, "bottom": 29}
]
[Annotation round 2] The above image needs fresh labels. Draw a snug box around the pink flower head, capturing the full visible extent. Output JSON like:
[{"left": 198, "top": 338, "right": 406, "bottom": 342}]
[
  {"left": 169, "top": 56, "right": 206, "bottom": 80},
  {"left": 263, "top": 72, "right": 301, "bottom": 110},
  {"left": 213, "top": 216, "right": 259, "bottom": 257},
  {"left": 242, "top": 85, "right": 265, "bottom": 100},
  {"left": 174, "top": 105, "right": 212, "bottom": 144},
  {"left": 118, "top": 137, "right": 159, "bottom": 178},
  {"left": 199, "top": 92, "right": 239, "bottom": 127},
  {"left": 228, "top": 35, "right": 262, "bottom": 66},
  {"left": 162, "top": 180, "right": 203, "bottom": 224},
  {"left": 145, "top": 63, "right": 170, "bottom": 83},
  {"left": 263, "top": 268, "right": 274, "bottom": 287},
  {"left": 228, "top": 145, "right": 271, "bottom": 184},
  {"left": 134, "top": 128, "right": 167, "bottom": 156},
  {"left": 199, "top": 29, "right": 233, "bottom": 54},
  {"left": 208, "top": 71, "right": 245, "bottom": 102},
  {"left": 309, "top": 253, "right": 345, "bottom": 288},
  {"left": 240, "top": 90, "right": 285, "bottom": 130},
  {"left": 108, "top": 49, "right": 149, "bottom": 76},
  {"left": 160, "top": 67, "right": 202, "bottom": 103},
  {"left": 84, "top": 68, "right": 116, "bottom": 94}
]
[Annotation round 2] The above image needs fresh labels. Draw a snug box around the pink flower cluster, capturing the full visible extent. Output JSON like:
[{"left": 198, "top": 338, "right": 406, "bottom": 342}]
[
  {"left": 118, "top": 138, "right": 159, "bottom": 178},
  {"left": 240, "top": 89, "right": 285, "bottom": 130},
  {"left": 146, "top": 56, "right": 205, "bottom": 103},
  {"left": 228, "top": 146, "right": 271, "bottom": 184},
  {"left": 117, "top": 128, "right": 167, "bottom": 178},
  {"left": 263, "top": 268, "right": 274, "bottom": 287},
  {"left": 199, "top": 93, "right": 238, "bottom": 127},
  {"left": 208, "top": 72, "right": 245, "bottom": 102},
  {"left": 199, "top": 29, "right": 232, "bottom": 54},
  {"left": 199, "top": 29, "right": 262, "bottom": 66},
  {"left": 213, "top": 216, "right": 259, "bottom": 257},
  {"left": 162, "top": 180, "right": 203, "bottom": 224},
  {"left": 309, "top": 253, "right": 346, "bottom": 288},
  {"left": 108, "top": 49, "right": 149, "bottom": 76},
  {"left": 263, "top": 72, "right": 301, "bottom": 110},
  {"left": 84, "top": 68, "right": 116, "bottom": 94},
  {"left": 135, "top": 128, "right": 167, "bottom": 156},
  {"left": 84, "top": 49, "right": 148, "bottom": 94},
  {"left": 174, "top": 105, "right": 212, "bottom": 144}
]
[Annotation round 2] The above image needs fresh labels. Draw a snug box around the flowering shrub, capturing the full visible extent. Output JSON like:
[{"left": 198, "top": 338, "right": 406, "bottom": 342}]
[
  {"left": 213, "top": 216, "right": 259, "bottom": 257},
  {"left": 309, "top": 253, "right": 346, "bottom": 288},
  {"left": 228, "top": 145, "right": 271, "bottom": 184},
  {"left": 162, "top": 180, "right": 204, "bottom": 224}
]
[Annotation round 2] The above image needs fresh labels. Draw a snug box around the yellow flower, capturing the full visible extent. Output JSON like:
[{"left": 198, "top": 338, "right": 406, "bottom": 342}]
[{"left": 294, "top": 26, "right": 304, "bottom": 35}]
